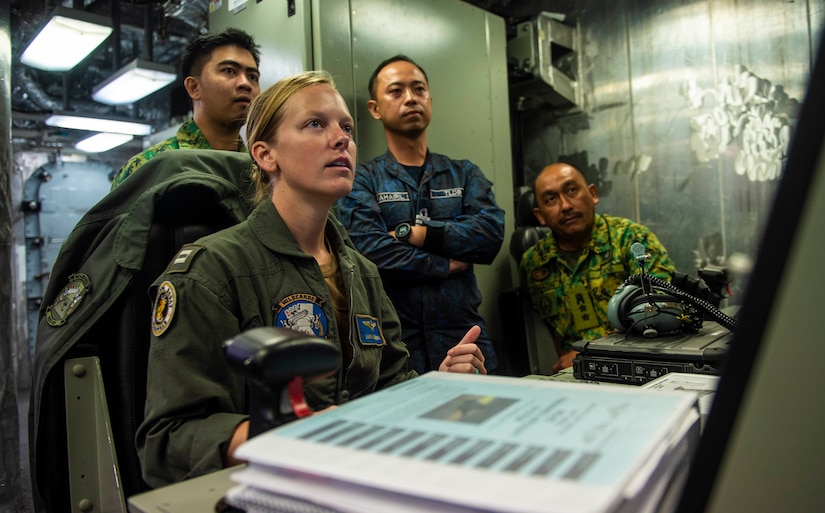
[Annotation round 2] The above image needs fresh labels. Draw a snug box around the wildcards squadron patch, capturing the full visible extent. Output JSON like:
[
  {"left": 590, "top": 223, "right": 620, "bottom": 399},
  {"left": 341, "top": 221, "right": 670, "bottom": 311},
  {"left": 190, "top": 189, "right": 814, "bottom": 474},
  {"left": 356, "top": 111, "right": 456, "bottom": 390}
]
[
  {"left": 151, "top": 281, "right": 177, "bottom": 337},
  {"left": 46, "top": 273, "right": 91, "bottom": 327},
  {"left": 274, "top": 294, "right": 328, "bottom": 338}
]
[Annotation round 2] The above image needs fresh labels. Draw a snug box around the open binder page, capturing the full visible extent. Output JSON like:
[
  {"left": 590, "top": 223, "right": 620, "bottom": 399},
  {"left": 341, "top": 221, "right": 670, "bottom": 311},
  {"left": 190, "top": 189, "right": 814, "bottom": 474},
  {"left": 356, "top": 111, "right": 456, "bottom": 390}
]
[{"left": 233, "top": 372, "right": 699, "bottom": 513}]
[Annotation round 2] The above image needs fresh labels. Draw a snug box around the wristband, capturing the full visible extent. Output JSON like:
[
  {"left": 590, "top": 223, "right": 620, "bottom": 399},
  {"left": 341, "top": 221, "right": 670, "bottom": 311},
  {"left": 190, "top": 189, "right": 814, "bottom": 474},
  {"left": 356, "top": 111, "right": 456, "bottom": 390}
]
[{"left": 421, "top": 225, "right": 445, "bottom": 253}]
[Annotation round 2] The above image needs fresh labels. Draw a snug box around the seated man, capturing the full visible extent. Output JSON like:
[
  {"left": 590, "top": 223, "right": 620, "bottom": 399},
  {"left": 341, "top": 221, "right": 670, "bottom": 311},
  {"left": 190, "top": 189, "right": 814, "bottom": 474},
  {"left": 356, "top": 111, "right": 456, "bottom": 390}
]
[{"left": 520, "top": 162, "right": 676, "bottom": 372}]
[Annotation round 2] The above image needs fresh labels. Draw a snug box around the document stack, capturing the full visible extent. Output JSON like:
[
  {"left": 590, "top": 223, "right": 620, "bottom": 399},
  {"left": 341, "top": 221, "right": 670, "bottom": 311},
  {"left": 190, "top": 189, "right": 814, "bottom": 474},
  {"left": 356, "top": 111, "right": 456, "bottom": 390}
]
[{"left": 225, "top": 372, "right": 700, "bottom": 513}]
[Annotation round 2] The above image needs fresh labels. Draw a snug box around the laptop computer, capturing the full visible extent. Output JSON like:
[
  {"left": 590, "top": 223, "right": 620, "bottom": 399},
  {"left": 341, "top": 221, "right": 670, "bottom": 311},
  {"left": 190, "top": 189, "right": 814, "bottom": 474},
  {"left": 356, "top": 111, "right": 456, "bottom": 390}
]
[{"left": 571, "top": 321, "right": 732, "bottom": 385}]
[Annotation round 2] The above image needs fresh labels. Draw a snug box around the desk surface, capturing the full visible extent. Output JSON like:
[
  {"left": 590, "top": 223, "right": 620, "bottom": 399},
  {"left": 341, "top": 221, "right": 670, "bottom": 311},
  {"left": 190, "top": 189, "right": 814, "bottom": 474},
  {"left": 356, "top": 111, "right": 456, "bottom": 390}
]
[
  {"left": 128, "top": 370, "right": 706, "bottom": 513},
  {"left": 126, "top": 370, "right": 614, "bottom": 513},
  {"left": 128, "top": 466, "right": 239, "bottom": 513}
]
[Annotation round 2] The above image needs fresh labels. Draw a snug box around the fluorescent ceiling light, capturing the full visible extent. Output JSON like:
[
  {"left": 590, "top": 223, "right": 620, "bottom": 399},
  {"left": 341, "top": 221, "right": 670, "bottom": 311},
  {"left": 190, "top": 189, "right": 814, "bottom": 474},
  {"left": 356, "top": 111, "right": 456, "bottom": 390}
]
[
  {"left": 92, "top": 59, "right": 177, "bottom": 105},
  {"left": 75, "top": 133, "right": 135, "bottom": 153},
  {"left": 20, "top": 6, "right": 113, "bottom": 72},
  {"left": 45, "top": 112, "right": 153, "bottom": 136}
]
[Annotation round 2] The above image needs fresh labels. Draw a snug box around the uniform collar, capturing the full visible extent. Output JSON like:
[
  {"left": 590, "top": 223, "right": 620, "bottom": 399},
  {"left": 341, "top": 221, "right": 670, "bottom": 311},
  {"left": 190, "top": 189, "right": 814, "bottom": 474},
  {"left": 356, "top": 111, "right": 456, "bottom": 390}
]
[
  {"left": 379, "top": 149, "right": 451, "bottom": 185},
  {"left": 176, "top": 117, "right": 247, "bottom": 152},
  {"left": 248, "top": 201, "right": 351, "bottom": 261},
  {"left": 590, "top": 214, "right": 613, "bottom": 254}
]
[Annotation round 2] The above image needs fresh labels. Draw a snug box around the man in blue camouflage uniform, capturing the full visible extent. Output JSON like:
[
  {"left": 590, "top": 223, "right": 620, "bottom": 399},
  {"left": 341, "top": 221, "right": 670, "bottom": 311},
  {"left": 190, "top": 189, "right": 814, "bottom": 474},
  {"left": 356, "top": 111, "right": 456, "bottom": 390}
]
[
  {"left": 111, "top": 28, "right": 260, "bottom": 189},
  {"left": 521, "top": 162, "right": 675, "bottom": 372},
  {"left": 337, "top": 55, "right": 504, "bottom": 373}
]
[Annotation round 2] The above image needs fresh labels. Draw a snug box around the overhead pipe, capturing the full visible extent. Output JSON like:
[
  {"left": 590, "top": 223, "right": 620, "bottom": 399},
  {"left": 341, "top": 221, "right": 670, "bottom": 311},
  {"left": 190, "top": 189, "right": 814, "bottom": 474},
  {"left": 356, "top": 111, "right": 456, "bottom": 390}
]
[
  {"left": 144, "top": 3, "right": 154, "bottom": 60},
  {"left": 112, "top": 0, "right": 122, "bottom": 70}
]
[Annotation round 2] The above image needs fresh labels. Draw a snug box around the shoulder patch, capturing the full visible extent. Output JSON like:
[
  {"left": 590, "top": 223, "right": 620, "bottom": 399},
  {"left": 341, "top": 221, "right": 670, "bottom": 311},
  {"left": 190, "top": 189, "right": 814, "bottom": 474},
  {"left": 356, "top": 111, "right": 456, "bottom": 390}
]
[
  {"left": 354, "top": 315, "right": 386, "bottom": 346},
  {"left": 46, "top": 273, "right": 92, "bottom": 327},
  {"left": 166, "top": 244, "right": 204, "bottom": 273},
  {"left": 151, "top": 281, "right": 177, "bottom": 336}
]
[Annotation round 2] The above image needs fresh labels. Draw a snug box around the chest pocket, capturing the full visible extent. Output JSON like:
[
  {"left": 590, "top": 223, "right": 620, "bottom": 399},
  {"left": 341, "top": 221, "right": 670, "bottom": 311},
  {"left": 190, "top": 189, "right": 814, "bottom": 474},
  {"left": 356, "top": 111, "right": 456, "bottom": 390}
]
[
  {"left": 589, "top": 261, "right": 630, "bottom": 304},
  {"left": 527, "top": 270, "right": 560, "bottom": 319},
  {"left": 427, "top": 187, "right": 464, "bottom": 218},
  {"left": 376, "top": 190, "right": 414, "bottom": 227}
]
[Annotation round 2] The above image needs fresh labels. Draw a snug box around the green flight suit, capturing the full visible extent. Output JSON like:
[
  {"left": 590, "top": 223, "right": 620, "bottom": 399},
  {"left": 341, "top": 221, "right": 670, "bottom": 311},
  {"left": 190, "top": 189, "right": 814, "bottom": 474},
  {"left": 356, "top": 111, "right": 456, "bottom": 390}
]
[{"left": 137, "top": 200, "right": 417, "bottom": 488}]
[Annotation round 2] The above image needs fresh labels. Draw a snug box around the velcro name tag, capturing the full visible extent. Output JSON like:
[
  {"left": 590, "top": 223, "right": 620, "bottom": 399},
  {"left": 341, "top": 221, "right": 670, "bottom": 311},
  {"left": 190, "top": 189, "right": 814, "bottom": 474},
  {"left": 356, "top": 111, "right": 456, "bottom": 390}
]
[
  {"left": 430, "top": 187, "right": 463, "bottom": 199},
  {"left": 376, "top": 192, "right": 410, "bottom": 203}
]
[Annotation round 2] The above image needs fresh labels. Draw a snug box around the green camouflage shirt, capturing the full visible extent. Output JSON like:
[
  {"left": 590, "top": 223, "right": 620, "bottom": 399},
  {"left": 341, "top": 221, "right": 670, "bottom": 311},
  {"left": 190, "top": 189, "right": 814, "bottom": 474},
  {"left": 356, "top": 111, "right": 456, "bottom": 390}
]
[
  {"left": 110, "top": 118, "right": 246, "bottom": 190},
  {"left": 520, "top": 214, "right": 675, "bottom": 351}
]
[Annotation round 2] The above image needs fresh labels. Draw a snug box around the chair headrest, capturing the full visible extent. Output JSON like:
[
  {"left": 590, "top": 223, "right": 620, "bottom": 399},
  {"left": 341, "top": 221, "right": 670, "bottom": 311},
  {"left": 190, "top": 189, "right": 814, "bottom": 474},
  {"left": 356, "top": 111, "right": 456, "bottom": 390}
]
[
  {"left": 509, "top": 186, "right": 550, "bottom": 262},
  {"left": 515, "top": 186, "right": 541, "bottom": 227},
  {"left": 510, "top": 225, "right": 550, "bottom": 262}
]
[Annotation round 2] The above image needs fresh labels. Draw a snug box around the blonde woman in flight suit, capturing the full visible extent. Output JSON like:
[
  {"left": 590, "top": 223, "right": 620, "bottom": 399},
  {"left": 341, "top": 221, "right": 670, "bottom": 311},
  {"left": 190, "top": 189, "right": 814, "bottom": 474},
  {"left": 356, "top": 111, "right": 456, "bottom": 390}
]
[{"left": 137, "top": 70, "right": 488, "bottom": 488}]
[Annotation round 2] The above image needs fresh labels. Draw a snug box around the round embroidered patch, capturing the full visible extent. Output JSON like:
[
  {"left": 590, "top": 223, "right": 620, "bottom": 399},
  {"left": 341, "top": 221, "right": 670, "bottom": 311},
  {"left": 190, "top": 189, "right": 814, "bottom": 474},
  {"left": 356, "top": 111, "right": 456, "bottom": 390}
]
[
  {"left": 531, "top": 267, "right": 550, "bottom": 281},
  {"left": 274, "top": 294, "right": 328, "bottom": 338},
  {"left": 46, "top": 273, "right": 92, "bottom": 327},
  {"left": 151, "top": 281, "right": 177, "bottom": 337}
]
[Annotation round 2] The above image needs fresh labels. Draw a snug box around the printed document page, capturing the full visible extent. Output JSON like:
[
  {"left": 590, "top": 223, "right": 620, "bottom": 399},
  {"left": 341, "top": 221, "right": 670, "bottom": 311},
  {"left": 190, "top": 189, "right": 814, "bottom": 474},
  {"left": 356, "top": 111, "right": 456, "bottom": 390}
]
[
  {"left": 642, "top": 372, "right": 719, "bottom": 431},
  {"left": 233, "top": 372, "right": 699, "bottom": 513},
  {"left": 642, "top": 372, "right": 718, "bottom": 415}
]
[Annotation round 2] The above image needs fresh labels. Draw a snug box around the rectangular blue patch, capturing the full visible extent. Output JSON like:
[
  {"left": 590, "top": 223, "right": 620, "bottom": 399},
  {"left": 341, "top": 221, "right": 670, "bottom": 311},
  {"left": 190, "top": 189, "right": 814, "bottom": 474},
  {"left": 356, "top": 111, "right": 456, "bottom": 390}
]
[
  {"left": 430, "top": 188, "right": 463, "bottom": 199},
  {"left": 355, "top": 315, "right": 386, "bottom": 346}
]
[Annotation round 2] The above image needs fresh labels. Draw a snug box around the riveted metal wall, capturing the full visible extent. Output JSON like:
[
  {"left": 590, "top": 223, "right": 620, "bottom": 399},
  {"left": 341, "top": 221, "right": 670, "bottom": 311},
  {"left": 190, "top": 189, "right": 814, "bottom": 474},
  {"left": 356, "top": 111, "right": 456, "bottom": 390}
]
[
  {"left": 2, "top": 0, "right": 34, "bottom": 510},
  {"left": 23, "top": 161, "right": 113, "bottom": 355},
  {"left": 516, "top": 0, "right": 825, "bottom": 302}
]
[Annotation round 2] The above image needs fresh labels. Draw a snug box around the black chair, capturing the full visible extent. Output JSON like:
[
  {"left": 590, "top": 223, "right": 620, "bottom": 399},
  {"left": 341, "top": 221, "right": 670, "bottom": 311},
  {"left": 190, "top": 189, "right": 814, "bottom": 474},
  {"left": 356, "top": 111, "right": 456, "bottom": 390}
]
[
  {"left": 497, "top": 186, "right": 557, "bottom": 376},
  {"left": 29, "top": 151, "right": 254, "bottom": 513}
]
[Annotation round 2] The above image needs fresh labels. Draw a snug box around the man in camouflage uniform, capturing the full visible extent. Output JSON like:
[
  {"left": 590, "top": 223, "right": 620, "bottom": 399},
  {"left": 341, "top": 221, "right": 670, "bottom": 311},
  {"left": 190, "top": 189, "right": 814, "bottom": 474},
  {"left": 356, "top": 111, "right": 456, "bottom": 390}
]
[
  {"left": 520, "top": 163, "right": 675, "bottom": 372},
  {"left": 111, "top": 28, "right": 261, "bottom": 189}
]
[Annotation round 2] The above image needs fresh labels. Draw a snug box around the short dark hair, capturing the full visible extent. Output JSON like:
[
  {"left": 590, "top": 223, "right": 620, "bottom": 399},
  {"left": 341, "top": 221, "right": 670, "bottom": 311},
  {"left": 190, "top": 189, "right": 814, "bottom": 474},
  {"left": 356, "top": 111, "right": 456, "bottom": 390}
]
[
  {"left": 367, "top": 54, "right": 429, "bottom": 99},
  {"left": 181, "top": 27, "right": 260, "bottom": 78}
]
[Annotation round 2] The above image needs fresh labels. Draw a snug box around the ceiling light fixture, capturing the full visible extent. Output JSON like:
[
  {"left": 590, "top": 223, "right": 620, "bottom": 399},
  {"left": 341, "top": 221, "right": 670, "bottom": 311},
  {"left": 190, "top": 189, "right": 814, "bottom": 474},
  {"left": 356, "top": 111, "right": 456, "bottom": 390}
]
[
  {"left": 74, "top": 133, "right": 135, "bottom": 153},
  {"left": 20, "top": 6, "right": 113, "bottom": 72},
  {"left": 92, "top": 58, "right": 178, "bottom": 105},
  {"left": 45, "top": 111, "right": 153, "bottom": 136}
]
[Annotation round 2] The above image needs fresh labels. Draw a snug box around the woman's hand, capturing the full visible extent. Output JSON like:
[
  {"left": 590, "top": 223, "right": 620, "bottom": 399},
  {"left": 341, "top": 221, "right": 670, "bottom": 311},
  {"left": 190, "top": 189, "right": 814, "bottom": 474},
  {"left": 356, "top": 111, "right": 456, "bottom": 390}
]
[{"left": 438, "top": 325, "right": 487, "bottom": 375}]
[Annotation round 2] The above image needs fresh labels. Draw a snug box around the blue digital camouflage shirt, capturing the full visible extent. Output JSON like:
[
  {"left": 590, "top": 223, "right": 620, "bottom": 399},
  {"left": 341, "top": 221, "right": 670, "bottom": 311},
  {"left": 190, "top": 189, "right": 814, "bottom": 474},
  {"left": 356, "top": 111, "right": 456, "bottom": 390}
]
[
  {"left": 110, "top": 118, "right": 246, "bottom": 190},
  {"left": 520, "top": 214, "right": 675, "bottom": 352},
  {"left": 337, "top": 150, "right": 505, "bottom": 373}
]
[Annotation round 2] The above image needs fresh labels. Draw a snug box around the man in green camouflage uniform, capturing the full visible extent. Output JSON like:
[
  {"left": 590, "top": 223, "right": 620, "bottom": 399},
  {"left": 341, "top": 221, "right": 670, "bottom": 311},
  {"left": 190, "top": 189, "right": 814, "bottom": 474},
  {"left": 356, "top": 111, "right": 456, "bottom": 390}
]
[
  {"left": 111, "top": 28, "right": 261, "bottom": 189},
  {"left": 520, "top": 163, "right": 675, "bottom": 372}
]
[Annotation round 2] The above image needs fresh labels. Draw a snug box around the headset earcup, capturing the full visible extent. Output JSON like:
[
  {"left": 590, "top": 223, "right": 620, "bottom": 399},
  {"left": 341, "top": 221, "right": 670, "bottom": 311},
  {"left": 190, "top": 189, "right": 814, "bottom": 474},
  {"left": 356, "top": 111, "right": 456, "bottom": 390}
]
[
  {"left": 625, "top": 291, "right": 684, "bottom": 335},
  {"left": 609, "top": 284, "right": 686, "bottom": 335},
  {"left": 607, "top": 284, "right": 642, "bottom": 331}
]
